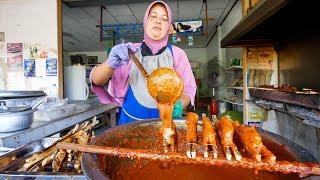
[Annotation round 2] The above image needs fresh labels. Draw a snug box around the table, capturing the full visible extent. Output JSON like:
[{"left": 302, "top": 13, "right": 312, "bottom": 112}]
[{"left": 0, "top": 98, "right": 118, "bottom": 148}]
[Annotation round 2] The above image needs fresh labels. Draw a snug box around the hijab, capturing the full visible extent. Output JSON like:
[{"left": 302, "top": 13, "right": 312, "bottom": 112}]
[{"left": 143, "top": 1, "right": 172, "bottom": 55}]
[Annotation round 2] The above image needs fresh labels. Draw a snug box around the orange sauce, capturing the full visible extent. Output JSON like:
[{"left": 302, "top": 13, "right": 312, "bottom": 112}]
[
  {"left": 99, "top": 125, "right": 305, "bottom": 180},
  {"left": 147, "top": 68, "right": 183, "bottom": 151}
]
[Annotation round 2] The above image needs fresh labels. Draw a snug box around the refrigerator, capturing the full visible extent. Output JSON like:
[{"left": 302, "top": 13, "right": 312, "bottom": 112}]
[{"left": 64, "top": 65, "right": 95, "bottom": 100}]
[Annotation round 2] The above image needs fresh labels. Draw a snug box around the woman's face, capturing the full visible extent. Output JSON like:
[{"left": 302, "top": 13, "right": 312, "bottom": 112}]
[{"left": 145, "top": 4, "right": 169, "bottom": 41}]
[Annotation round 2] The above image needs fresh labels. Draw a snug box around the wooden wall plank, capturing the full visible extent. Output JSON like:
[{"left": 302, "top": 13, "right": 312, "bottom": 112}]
[{"left": 57, "top": 0, "right": 63, "bottom": 99}]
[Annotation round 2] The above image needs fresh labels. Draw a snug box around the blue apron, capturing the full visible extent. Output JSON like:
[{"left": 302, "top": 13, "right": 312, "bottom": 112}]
[
  {"left": 118, "top": 44, "right": 173, "bottom": 125},
  {"left": 118, "top": 86, "right": 159, "bottom": 125}
]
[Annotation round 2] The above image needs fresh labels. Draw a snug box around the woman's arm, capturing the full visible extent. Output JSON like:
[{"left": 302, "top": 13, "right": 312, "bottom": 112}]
[
  {"left": 172, "top": 46, "right": 197, "bottom": 108},
  {"left": 91, "top": 62, "right": 114, "bottom": 86},
  {"left": 91, "top": 42, "right": 139, "bottom": 86}
]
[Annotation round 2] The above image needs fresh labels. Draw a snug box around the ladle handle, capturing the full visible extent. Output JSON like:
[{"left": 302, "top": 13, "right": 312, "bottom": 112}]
[{"left": 128, "top": 49, "right": 149, "bottom": 78}]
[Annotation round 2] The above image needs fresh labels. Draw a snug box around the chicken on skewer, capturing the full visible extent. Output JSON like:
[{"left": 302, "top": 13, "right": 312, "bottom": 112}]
[
  {"left": 185, "top": 112, "right": 198, "bottom": 158},
  {"left": 147, "top": 68, "right": 183, "bottom": 153},
  {"left": 158, "top": 103, "right": 178, "bottom": 153},
  {"left": 233, "top": 121, "right": 276, "bottom": 164},
  {"left": 216, "top": 117, "right": 242, "bottom": 161},
  {"left": 202, "top": 114, "right": 218, "bottom": 159}
]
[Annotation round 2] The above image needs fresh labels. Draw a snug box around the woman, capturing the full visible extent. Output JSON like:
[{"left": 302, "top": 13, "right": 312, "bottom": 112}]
[
  {"left": 90, "top": 1, "right": 196, "bottom": 125},
  {"left": 176, "top": 22, "right": 192, "bottom": 32}
]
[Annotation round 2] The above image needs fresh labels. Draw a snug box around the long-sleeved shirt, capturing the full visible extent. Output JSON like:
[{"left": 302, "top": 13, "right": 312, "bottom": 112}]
[{"left": 91, "top": 43, "right": 197, "bottom": 106}]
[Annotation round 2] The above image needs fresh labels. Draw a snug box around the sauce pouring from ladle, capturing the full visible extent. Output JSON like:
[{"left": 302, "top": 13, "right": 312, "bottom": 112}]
[{"left": 128, "top": 50, "right": 183, "bottom": 152}]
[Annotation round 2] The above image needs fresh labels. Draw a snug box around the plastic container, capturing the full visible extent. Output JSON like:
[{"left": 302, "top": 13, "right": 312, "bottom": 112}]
[
  {"left": 34, "top": 103, "right": 75, "bottom": 121},
  {"left": 73, "top": 103, "right": 90, "bottom": 113},
  {"left": 209, "top": 99, "right": 218, "bottom": 115}
]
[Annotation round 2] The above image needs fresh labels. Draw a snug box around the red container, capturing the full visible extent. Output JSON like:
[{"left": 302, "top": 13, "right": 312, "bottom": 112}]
[{"left": 209, "top": 99, "right": 218, "bottom": 115}]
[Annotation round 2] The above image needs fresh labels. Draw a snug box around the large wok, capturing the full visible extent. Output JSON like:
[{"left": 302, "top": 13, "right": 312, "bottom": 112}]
[{"left": 82, "top": 119, "right": 318, "bottom": 180}]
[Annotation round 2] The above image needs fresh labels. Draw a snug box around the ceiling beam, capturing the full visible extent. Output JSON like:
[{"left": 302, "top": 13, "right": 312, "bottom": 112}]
[{"left": 63, "top": 0, "right": 193, "bottom": 8}]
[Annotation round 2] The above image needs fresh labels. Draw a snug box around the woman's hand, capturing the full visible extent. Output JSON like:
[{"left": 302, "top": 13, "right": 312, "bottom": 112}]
[
  {"left": 91, "top": 43, "right": 137, "bottom": 86},
  {"left": 107, "top": 43, "right": 138, "bottom": 68}
]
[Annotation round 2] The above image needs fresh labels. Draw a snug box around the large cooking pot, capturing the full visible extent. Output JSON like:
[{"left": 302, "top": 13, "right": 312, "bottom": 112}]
[{"left": 82, "top": 119, "right": 318, "bottom": 180}]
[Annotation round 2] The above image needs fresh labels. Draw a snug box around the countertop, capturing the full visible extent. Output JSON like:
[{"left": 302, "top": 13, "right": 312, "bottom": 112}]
[{"left": 0, "top": 97, "right": 118, "bottom": 148}]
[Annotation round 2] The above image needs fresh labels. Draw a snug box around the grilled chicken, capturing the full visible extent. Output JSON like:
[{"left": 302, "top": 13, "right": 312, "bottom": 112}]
[
  {"left": 147, "top": 68, "right": 183, "bottom": 153},
  {"left": 202, "top": 114, "right": 218, "bottom": 159},
  {"left": 216, "top": 117, "right": 242, "bottom": 161},
  {"left": 158, "top": 103, "right": 177, "bottom": 153},
  {"left": 185, "top": 112, "right": 198, "bottom": 158},
  {"left": 233, "top": 121, "right": 276, "bottom": 164}
]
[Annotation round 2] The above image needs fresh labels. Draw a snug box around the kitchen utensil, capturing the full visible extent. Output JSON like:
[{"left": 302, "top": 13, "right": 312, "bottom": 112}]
[
  {"left": 128, "top": 50, "right": 149, "bottom": 78},
  {"left": 0, "top": 101, "right": 31, "bottom": 113},
  {"left": 59, "top": 142, "right": 320, "bottom": 176},
  {"left": 0, "top": 91, "right": 46, "bottom": 110},
  {"left": 0, "top": 101, "right": 36, "bottom": 132},
  {"left": 128, "top": 50, "right": 183, "bottom": 104},
  {"left": 81, "top": 119, "right": 319, "bottom": 179},
  {"left": 0, "top": 90, "right": 46, "bottom": 99}
]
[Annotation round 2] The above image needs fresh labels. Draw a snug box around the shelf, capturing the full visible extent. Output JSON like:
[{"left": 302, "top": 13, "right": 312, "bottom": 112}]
[
  {"left": 226, "top": 66, "right": 243, "bottom": 71},
  {"left": 249, "top": 88, "right": 320, "bottom": 110},
  {"left": 253, "top": 99, "right": 320, "bottom": 128},
  {"left": 223, "top": 99, "right": 243, "bottom": 106},
  {"left": 227, "top": 87, "right": 243, "bottom": 90},
  {"left": 221, "top": 0, "right": 318, "bottom": 48}
]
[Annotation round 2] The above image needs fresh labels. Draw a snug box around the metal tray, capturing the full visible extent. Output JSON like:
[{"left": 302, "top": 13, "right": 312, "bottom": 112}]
[{"left": 0, "top": 137, "right": 85, "bottom": 179}]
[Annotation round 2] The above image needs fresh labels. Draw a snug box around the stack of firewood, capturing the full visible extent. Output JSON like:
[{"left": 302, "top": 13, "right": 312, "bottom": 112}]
[{"left": 18, "top": 117, "right": 98, "bottom": 173}]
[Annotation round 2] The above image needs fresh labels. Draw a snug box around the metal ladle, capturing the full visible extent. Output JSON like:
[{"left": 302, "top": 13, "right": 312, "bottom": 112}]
[{"left": 128, "top": 50, "right": 183, "bottom": 104}]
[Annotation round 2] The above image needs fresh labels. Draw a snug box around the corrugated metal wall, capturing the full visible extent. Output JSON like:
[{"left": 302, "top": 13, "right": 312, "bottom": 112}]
[
  {"left": 206, "top": 0, "right": 242, "bottom": 61},
  {"left": 221, "top": 0, "right": 243, "bottom": 65},
  {"left": 206, "top": 33, "right": 219, "bottom": 61},
  {"left": 220, "top": 0, "right": 242, "bottom": 39}
]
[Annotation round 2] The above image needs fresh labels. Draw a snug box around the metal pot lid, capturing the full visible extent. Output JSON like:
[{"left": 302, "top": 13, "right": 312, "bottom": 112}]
[
  {"left": 0, "top": 90, "right": 46, "bottom": 99},
  {"left": 0, "top": 101, "right": 31, "bottom": 114}
]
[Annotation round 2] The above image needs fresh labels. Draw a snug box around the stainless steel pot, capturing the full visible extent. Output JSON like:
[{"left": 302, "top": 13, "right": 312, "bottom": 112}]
[
  {"left": 0, "top": 90, "right": 46, "bottom": 99},
  {"left": 0, "top": 91, "right": 45, "bottom": 132},
  {"left": 0, "top": 90, "right": 46, "bottom": 107},
  {"left": 0, "top": 101, "right": 36, "bottom": 132}
]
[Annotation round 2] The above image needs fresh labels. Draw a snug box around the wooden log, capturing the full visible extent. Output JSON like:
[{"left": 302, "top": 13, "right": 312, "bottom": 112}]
[{"left": 22, "top": 131, "right": 85, "bottom": 170}]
